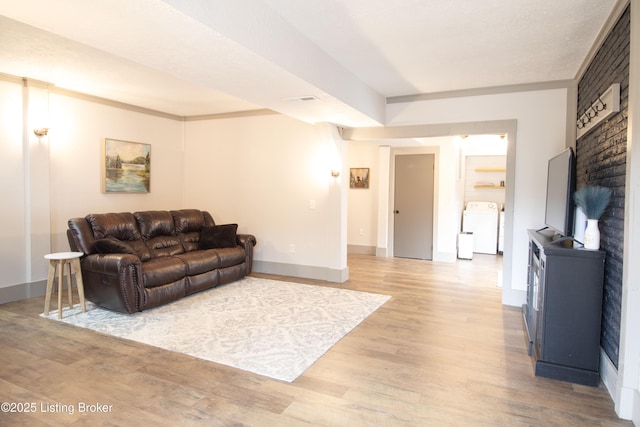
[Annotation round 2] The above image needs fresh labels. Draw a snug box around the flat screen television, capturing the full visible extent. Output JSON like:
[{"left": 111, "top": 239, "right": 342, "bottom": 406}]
[{"left": 544, "top": 148, "right": 576, "bottom": 238}]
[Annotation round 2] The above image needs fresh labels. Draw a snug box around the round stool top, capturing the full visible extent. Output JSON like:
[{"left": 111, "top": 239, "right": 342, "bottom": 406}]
[{"left": 44, "top": 251, "right": 84, "bottom": 260}]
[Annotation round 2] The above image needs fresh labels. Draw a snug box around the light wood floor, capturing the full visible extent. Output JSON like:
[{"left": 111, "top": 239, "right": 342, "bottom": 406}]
[{"left": 0, "top": 254, "right": 631, "bottom": 426}]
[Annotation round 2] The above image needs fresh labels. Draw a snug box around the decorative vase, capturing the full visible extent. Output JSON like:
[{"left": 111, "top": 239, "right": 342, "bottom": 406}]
[
  {"left": 583, "top": 219, "right": 600, "bottom": 250},
  {"left": 573, "top": 207, "right": 587, "bottom": 246}
]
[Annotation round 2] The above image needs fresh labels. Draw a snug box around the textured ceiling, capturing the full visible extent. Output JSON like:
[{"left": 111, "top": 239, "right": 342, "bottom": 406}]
[
  {"left": 263, "top": 0, "right": 618, "bottom": 95},
  {"left": 0, "top": 0, "right": 620, "bottom": 127}
]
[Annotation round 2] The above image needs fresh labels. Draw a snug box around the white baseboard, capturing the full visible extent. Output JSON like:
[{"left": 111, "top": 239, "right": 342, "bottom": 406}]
[
  {"left": 599, "top": 347, "right": 638, "bottom": 421},
  {"left": 252, "top": 260, "right": 349, "bottom": 283},
  {"left": 347, "top": 245, "right": 376, "bottom": 255},
  {"left": 501, "top": 288, "right": 526, "bottom": 307},
  {"left": 370, "top": 248, "right": 457, "bottom": 262},
  {"left": 433, "top": 251, "right": 456, "bottom": 263},
  {"left": 633, "top": 390, "right": 640, "bottom": 425},
  {"left": 600, "top": 347, "right": 620, "bottom": 405},
  {"left": 375, "top": 246, "right": 388, "bottom": 257},
  {"left": 0, "top": 279, "right": 48, "bottom": 305}
]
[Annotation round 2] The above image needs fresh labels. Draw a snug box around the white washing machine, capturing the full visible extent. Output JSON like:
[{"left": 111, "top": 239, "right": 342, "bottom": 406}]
[
  {"left": 462, "top": 201, "right": 499, "bottom": 255},
  {"left": 498, "top": 210, "right": 505, "bottom": 254}
]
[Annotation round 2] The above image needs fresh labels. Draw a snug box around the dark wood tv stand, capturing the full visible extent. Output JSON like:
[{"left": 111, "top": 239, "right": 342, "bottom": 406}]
[{"left": 522, "top": 229, "right": 605, "bottom": 386}]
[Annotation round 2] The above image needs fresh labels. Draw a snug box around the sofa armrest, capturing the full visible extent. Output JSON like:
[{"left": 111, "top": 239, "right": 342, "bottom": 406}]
[
  {"left": 68, "top": 217, "right": 96, "bottom": 255},
  {"left": 236, "top": 234, "right": 256, "bottom": 248},
  {"left": 236, "top": 234, "right": 257, "bottom": 274},
  {"left": 81, "top": 253, "right": 143, "bottom": 313}
]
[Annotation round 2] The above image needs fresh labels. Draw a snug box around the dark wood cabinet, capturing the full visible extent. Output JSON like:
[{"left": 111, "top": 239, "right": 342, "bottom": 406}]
[{"left": 523, "top": 229, "right": 605, "bottom": 386}]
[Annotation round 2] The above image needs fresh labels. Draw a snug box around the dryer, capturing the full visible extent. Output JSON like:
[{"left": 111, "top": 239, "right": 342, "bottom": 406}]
[{"left": 462, "top": 201, "right": 499, "bottom": 255}]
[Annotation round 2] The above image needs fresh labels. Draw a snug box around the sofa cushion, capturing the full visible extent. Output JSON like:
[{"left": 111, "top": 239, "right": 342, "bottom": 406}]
[
  {"left": 174, "top": 250, "right": 220, "bottom": 275},
  {"left": 145, "top": 235, "right": 185, "bottom": 258},
  {"left": 86, "top": 213, "right": 151, "bottom": 261},
  {"left": 172, "top": 209, "right": 206, "bottom": 252},
  {"left": 94, "top": 237, "right": 137, "bottom": 255},
  {"left": 199, "top": 224, "right": 238, "bottom": 249},
  {"left": 134, "top": 211, "right": 184, "bottom": 257},
  {"left": 143, "top": 279, "right": 187, "bottom": 309},
  {"left": 134, "top": 211, "right": 176, "bottom": 239},
  {"left": 215, "top": 247, "right": 247, "bottom": 268},
  {"left": 141, "top": 257, "right": 187, "bottom": 288},
  {"left": 87, "top": 212, "right": 141, "bottom": 240},
  {"left": 185, "top": 270, "right": 219, "bottom": 295},
  {"left": 172, "top": 209, "right": 205, "bottom": 233}
]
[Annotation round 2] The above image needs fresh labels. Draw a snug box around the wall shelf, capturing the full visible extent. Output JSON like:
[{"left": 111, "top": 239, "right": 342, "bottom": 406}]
[
  {"left": 475, "top": 168, "right": 506, "bottom": 173},
  {"left": 474, "top": 185, "right": 505, "bottom": 189},
  {"left": 465, "top": 155, "right": 507, "bottom": 207}
]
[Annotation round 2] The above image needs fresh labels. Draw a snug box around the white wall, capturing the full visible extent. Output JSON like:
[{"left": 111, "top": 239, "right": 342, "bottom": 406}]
[
  {"left": 48, "top": 93, "right": 185, "bottom": 252},
  {"left": 0, "top": 81, "right": 55, "bottom": 288},
  {"left": 386, "top": 89, "right": 569, "bottom": 304},
  {"left": 183, "top": 115, "right": 348, "bottom": 282},
  {"left": 0, "top": 79, "right": 185, "bottom": 299},
  {"left": 347, "top": 141, "right": 379, "bottom": 251},
  {"left": 0, "top": 79, "right": 27, "bottom": 287},
  {"left": 428, "top": 139, "right": 460, "bottom": 259}
]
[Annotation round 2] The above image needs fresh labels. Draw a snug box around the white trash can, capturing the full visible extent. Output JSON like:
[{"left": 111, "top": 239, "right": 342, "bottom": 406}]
[{"left": 458, "top": 232, "right": 474, "bottom": 260}]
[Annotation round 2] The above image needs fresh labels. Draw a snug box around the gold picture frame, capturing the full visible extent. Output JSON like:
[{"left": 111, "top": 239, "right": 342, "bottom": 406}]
[
  {"left": 350, "top": 168, "right": 370, "bottom": 189},
  {"left": 102, "top": 138, "right": 151, "bottom": 193}
]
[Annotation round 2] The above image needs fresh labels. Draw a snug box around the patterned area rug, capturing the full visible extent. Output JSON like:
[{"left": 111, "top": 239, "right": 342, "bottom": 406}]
[{"left": 41, "top": 276, "right": 390, "bottom": 382}]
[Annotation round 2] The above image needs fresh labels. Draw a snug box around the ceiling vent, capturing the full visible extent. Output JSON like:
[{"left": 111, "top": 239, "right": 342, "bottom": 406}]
[{"left": 284, "top": 95, "right": 320, "bottom": 102}]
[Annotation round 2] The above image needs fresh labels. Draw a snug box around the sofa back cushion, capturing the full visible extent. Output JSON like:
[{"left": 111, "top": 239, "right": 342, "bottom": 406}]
[
  {"left": 87, "top": 212, "right": 140, "bottom": 240},
  {"left": 134, "top": 211, "right": 184, "bottom": 258},
  {"left": 93, "top": 236, "right": 138, "bottom": 255},
  {"left": 86, "top": 213, "right": 151, "bottom": 261},
  {"left": 171, "top": 209, "right": 210, "bottom": 252}
]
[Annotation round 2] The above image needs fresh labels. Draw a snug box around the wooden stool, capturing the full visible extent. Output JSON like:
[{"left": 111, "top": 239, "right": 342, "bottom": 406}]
[{"left": 44, "top": 252, "right": 86, "bottom": 319}]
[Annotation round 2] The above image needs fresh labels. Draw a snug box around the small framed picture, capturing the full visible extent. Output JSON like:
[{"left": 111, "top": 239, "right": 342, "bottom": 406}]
[
  {"left": 350, "top": 168, "right": 370, "bottom": 189},
  {"left": 103, "top": 138, "right": 151, "bottom": 193}
]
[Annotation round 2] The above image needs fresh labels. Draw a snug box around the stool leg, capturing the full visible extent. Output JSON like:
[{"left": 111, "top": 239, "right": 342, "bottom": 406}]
[
  {"left": 71, "top": 258, "right": 86, "bottom": 313},
  {"left": 65, "top": 261, "right": 73, "bottom": 309},
  {"left": 44, "top": 260, "right": 56, "bottom": 315},
  {"left": 57, "top": 260, "right": 63, "bottom": 319}
]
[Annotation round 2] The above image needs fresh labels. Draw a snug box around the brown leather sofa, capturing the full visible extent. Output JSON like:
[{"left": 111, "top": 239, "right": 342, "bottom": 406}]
[{"left": 67, "top": 209, "right": 256, "bottom": 313}]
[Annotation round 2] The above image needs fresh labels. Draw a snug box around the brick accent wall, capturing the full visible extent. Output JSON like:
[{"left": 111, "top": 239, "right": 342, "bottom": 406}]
[{"left": 576, "top": 6, "right": 629, "bottom": 368}]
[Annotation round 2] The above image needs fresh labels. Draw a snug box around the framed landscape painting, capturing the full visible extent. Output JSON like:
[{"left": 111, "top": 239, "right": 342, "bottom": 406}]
[
  {"left": 350, "top": 168, "right": 370, "bottom": 189},
  {"left": 103, "top": 138, "right": 151, "bottom": 193}
]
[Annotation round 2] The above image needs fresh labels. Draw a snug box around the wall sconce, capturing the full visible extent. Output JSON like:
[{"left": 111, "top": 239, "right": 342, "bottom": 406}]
[
  {"left": 331, "top": 170, "right": 340, "bottom": 177},
  {"left": 34, "top": 128, "right": 50, "bottom": 137}
]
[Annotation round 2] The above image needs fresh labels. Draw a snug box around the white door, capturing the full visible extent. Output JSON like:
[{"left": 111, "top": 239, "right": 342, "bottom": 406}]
[{"left": 393, "top": 154, "right": 434, "bottom": 260}]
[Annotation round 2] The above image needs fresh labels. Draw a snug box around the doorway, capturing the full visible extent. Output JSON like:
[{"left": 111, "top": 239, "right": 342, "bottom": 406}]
[
  {"left": 343, "top": 119, "right": 518, "bottom": 305},
  {"left": 393, "top": 154, "right": 434, "bottom": 260}
]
